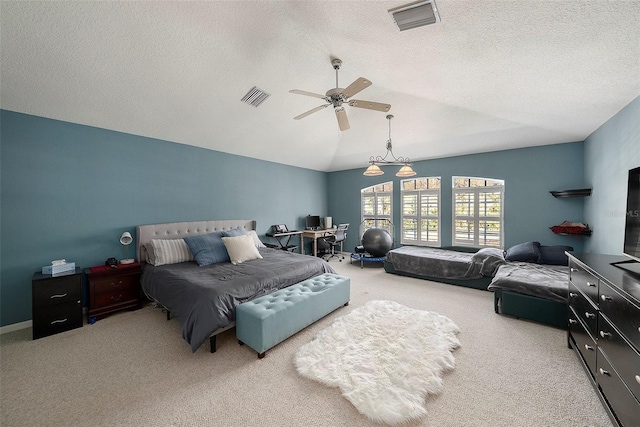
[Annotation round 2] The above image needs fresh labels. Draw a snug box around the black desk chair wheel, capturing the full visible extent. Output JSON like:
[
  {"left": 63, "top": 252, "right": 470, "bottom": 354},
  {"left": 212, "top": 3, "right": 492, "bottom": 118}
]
[{"left": 321, "top": 224, "right": 349, "bottom": 262}]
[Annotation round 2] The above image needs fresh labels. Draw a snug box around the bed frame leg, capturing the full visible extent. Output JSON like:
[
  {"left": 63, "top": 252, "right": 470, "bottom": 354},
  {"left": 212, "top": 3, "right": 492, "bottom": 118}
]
[
  {"left": 210, "top": 335, "right": 217, "bottom": 353},
  {"left": 166, "top": 310, "right": 171, "bottom": 321},
  {"left": 494, "top": 294, "right": 501, "bottom": 314}
]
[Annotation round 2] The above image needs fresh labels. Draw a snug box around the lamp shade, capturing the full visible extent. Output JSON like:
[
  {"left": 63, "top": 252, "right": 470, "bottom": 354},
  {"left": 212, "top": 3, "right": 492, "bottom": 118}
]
[
  {"left": 363, "top": 164, "right": 384, "bottom": 176},
  {"left": 396, "top": 164, "right": 417, "bottom": 177},
  {"left": 119, "top": 231, "right": 133, "bottom": 246}
]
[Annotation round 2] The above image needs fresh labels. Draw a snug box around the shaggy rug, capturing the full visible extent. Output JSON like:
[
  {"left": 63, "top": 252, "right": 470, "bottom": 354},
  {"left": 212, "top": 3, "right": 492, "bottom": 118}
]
[{"left": 294, "top": 300, "right": 460, "bottom": 425}]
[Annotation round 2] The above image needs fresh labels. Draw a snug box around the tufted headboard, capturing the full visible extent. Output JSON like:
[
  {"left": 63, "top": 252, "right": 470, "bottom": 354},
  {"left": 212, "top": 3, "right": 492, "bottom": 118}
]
[{"left": 136, "top": 219, "right": 257, "bottom": 263}]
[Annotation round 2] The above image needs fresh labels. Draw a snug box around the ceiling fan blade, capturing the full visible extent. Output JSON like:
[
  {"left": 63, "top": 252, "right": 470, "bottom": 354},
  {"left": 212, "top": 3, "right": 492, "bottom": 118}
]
[
  {"left": 335, "top": 107, "right": 350, "bottom": 131},
  {"left": 341, "top": 77, "right": 372, "bottom": 98},
  {"left": 289, "top": 89, "right": 327, "bottom": 99},
  {"left": 293, "top": 104, "right": 329, "bottom": 120},
  {"left": 348, "top": 99, "right": 391, "bottom": 112}
]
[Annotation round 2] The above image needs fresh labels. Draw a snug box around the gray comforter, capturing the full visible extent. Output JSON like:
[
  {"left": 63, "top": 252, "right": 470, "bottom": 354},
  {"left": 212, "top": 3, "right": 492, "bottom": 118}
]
[
  {"left": 487, "top": 262, "right": 568, "bottom": 303},
  {"left": 141, "top": 248, "right": 336, "bottom": 352},
  {"left": 386, "top": 246, "right": 505, "bottom": 279}
]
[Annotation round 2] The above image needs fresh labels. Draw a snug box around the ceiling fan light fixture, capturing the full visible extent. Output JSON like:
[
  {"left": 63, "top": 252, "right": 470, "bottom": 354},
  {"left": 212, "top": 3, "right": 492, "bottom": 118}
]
[
  {"left": 389, "top": 0, "right": 441, "bottom": 31},
  {"left": 364, "top": 164, "right": 384, "bottom": 176}
]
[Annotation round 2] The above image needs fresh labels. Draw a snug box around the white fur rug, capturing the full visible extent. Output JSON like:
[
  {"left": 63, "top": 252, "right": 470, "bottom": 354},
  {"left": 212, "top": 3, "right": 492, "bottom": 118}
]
[{"left": 294, "top": 300, "right": 460, "bottom": 425}]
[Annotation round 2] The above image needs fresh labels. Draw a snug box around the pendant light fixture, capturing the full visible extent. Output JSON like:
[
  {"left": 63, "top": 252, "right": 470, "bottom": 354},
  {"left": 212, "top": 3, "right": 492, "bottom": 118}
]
[{"left": 363, "top": 115, "right": 416, "bottom": 177}]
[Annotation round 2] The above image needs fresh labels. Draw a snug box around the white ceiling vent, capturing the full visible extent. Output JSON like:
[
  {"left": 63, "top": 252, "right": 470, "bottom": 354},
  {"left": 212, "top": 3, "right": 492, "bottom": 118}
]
[
  {"left": 388, "top": 0, "right": 440, "bottom": 31},
  {"left": 241, "top": 86, "right": 270, "bottom": 107}
]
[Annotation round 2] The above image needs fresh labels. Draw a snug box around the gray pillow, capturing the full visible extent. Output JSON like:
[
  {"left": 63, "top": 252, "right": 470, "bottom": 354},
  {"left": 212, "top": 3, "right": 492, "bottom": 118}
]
[
  {"left": 184, "top": 231, "right": 229, "bottom": 266},
  {"left": 505, "top": 241, "right": 541, "bottom": 263},
  {"left": 539, "top": 245, "right": 574, "bottom": 265}
]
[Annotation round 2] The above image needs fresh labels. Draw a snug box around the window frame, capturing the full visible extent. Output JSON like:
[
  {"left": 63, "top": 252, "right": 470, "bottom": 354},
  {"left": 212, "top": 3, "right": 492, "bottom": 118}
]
[
  {"left": 361, "top": 182, "right": 393, "bottom": 238},
  {"left": 401, "top": 177, "right": 441, "bottom": 247},
  {"left": 452, "top": 177, "right": 504, "bottom": 248}
]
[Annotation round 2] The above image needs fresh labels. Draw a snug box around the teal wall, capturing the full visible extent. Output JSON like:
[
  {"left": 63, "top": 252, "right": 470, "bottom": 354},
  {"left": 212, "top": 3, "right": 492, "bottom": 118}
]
[
  {"left": 584, "top": 96, "right": 640, "bottom": 255},
  {"left": 328, "top": 142, "right": 588, "bottom": 253},
  {"left": 0, "top": 110, "right": 328, "bottom": 327}
]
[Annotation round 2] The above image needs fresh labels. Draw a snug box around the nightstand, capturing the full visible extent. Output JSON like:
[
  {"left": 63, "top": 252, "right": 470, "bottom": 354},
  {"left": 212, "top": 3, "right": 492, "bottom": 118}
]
[
  {"left": 84, "top": 262, "right": 142, "bottom": 322},
  {"left": 32, "top": 268, "right": 83, "bottom": 339}
]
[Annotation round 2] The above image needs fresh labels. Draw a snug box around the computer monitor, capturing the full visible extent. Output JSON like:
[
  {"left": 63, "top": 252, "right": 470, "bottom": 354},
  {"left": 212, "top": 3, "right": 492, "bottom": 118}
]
[{"left": 305, "top": 215, "right": 321, "bottom": 230}]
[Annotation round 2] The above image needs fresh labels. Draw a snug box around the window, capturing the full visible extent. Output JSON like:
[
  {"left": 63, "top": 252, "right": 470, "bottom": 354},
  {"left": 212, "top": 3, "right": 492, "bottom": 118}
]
[
  {"left": 401, "top": 177, "right": 441, "bottom": 246},
  {"left": 361, "top": 182, "right": 393, "bottom": 237},
  {"left": 453, "top": 177, "right": 504, "bottom": 248}
]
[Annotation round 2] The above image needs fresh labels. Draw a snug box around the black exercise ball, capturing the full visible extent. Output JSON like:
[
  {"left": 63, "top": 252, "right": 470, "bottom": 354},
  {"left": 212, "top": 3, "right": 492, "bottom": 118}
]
[{"left": 362, "top": 228, "right": 393, "bottom": 257}]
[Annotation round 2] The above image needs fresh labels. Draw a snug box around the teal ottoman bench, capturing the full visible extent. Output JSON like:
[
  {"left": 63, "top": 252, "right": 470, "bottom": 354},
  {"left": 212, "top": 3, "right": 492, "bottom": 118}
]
[{"left": 236, "top": 273, "right": 350, "bottom": 358}]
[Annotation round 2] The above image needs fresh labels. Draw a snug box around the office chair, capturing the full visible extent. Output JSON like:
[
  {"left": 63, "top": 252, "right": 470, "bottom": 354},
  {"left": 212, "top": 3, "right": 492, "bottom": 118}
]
[{"left": 322, "top": 223, "right": 349, "bottom": 262}]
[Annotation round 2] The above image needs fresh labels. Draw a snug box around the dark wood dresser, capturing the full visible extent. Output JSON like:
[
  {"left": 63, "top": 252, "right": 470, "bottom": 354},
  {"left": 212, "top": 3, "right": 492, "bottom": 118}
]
[
  {"left": 32, "top": 268, "right": 83, "bottom": 339},
  {"left": 84, "top": 262, "right": 142, "bottom": 322},
  {"left": 567, "top": 253, "right": 640, "bottom": 427}
]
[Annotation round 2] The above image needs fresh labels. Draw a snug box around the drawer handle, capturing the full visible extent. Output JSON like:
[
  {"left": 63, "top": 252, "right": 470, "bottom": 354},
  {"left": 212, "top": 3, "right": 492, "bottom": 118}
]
[
  {"left": 584, "top": 344, "right": 594, "bottom": 351},
  {"left": 50, "top": 293, "right": 67, "bottom": 299},
  {"left": 599, "top": 331, "right": 612, "bottom": 339},
  {"left": 50, "top": 318, "right": 68, "bottom": 325},
  {"left": 600, "top": 295, "right": 612, "bottom": 302},
  {"left": 599, "top": 368, "right": 610, "bottom": 376},
  {"left": 636, "top": 375, "right": 640, "bottom": 385},
  {"left": 587, "top": 282, "right": 596, "bottom": 287},
  {"left": 111, "top": 294, "right": 123, "bottom": 301},
  {"left": 569, "top": 319, "right": 577, "bottom": 324},
  {"left": 569, "top": 292, "right": 578, "bottom": 298},
  {"left": 571, "top": 268, "right": 578, "bottom": 272},
  {"left": 585, "top": 312, "right": 595, "bottom": 319},
  {"left": 110, "top": 280, "right": 124, "bottom": 287}
]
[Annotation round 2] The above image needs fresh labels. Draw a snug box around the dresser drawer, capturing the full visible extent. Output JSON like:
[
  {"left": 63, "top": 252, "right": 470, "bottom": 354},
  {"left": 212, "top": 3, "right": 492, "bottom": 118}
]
[
  {"left": 568, "top": 282, "right": 598, "bottom": 338},
  {"left": 32, "top": 301, "right": 83, "bottom": 339},
  {"left": 569, "top": 259, "right": 599, "bottom": 302},
  {"left": 597, "top": 348, "right": 640, "bottom": 427},
  {"left": 569, "top": 306, "right": 597, "bottom": 378},
  {"left": 93, "top": 274, "right": 138, "bottom": 294},
  {"left": 93, "top": 288, "right": 139, "bottom": 309},
  {"left": 599, "top": 280, "right": 640, "bottom": 350},
  {"left": 598, "top": 313, "right": 640, "bottom": 403},
  {"left": 32, "top": 275, "right": 82, "bottom": 307}
]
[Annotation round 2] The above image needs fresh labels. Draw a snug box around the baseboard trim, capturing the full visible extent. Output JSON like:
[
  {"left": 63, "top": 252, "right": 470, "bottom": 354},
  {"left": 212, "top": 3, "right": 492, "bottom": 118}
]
[{"left": 0, "top": 320, "right": 32, "bottom": 335}]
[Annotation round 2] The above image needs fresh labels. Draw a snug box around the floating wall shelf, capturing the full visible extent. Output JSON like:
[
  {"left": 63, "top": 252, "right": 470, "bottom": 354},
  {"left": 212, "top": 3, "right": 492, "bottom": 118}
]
[{"left": 549, "top": 188, "right": 592, "bottom": 198}]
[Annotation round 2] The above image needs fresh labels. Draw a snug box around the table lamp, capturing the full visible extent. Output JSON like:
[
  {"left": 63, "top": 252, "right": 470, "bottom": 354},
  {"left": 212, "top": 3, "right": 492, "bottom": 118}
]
[{"left": 119, "top": 231, "right": 135, "bottom": 264}]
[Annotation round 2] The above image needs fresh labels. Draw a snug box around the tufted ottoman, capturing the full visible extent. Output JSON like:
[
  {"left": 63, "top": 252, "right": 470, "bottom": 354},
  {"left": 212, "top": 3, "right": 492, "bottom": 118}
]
[{"left": 236, "top": 273, "right": 350, "bottom": 358}]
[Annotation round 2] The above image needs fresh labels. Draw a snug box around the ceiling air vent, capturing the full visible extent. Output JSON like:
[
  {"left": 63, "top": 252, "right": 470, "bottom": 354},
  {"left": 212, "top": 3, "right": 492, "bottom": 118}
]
[
  {"left": 388, "top": 0, "right": 440, "bottom": 31},
  {"left": 241, "top": 86, "right": 270, "bottom": 107}
]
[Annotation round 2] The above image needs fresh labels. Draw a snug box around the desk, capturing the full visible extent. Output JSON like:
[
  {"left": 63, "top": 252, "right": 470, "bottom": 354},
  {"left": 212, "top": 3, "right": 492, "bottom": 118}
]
[
  {"left": 302, "top": 229, "right": 336, "bottom": 257},
  {"left": 266, "top": 230, "right": 303, "bottom": 253}
]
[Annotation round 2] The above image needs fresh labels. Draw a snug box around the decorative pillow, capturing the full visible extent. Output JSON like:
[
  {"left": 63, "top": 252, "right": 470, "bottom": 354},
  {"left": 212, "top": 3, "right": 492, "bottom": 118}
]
[
  {"left": 505, "top": 241, "right": 541, "bottom": 263},
  {"left": 148, "top": 238, "right": 194, "bottom": 266},
  {"left": 539, "top": 245, "right": 574, "bottom": 265},
  {"left": 184, "top": 231, "right": 229, "bottom": 266},
  {"left": 223, "top": 227, "right": 247, "bottom": 237},
  {"left": 221, "top": 235, "right": 263, "bottom": 265},
  {"left": 472, "top": 247, "right": 506, "bottom": 276},
  {"left": 143, "top": 243, "right": 157, "bottom": 265},
  {"left": 247, "top": 230, "right": 266, "bottom": 248}
]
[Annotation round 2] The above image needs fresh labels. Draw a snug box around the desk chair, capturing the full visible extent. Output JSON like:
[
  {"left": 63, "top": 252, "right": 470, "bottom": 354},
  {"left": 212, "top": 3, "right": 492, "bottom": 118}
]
[{"left": 322, "top": 223, "right": 349, "bottom": 262}]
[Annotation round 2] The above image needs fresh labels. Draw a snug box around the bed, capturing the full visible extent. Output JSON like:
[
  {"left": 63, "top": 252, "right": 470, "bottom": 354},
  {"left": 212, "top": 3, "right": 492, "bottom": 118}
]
[
  {"left": 384, "top": 246, "right": 506, "bottom": 290},
  {"left": 136, "top": 220, "right": 335, "bottom": 352},
  {"left": 384, "top": 243, "right": 570, "bottom": 328}
]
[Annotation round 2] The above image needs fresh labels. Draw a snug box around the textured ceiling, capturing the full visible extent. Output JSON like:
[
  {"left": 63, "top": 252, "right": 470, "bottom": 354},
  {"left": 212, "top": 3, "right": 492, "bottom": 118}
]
[{"left": 1, "top": 1, "right": 639, "bottom": 172}]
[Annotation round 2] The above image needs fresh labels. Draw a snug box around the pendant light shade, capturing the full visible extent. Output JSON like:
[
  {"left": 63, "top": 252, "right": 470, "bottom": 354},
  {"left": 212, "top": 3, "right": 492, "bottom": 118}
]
[
  {"left": 364, "top": 164, "right": 384, "bottom": 176},
  {"left": 396, "top": 164, "right": 417, "bottom": 177}
]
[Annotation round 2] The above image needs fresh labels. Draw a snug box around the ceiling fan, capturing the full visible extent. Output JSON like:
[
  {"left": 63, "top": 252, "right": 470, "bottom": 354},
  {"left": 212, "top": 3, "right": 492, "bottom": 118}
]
[{"left": 289, "top": 58, "right": 391, "bottom": 131}]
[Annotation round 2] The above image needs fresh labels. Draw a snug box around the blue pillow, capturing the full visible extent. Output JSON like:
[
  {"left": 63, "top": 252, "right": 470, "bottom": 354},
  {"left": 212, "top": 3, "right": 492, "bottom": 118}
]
[
  {"left": 505, "top": 241, "right": 541, "bottom": 263},
  {"left": 223, "top": 227, "right": 247, "bottom": 237},
  {"left": 184, "top": 231, "right": 229, "bottom": 266},
  {"left": 539, "top": 245, "right": 574, "bottom": 265}
]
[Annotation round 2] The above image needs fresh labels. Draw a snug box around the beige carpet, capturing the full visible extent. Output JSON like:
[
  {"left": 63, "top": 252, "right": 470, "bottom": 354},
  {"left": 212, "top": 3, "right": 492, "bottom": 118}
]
[{"left": 1, "top": 260, "right": 614, "bottom": 427}]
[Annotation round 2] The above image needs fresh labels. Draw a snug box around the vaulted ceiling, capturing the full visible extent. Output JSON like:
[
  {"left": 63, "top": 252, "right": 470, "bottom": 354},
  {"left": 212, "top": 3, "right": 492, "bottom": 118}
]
[{"left": 1, "top": 1, "right": 639, "bottom": 172}]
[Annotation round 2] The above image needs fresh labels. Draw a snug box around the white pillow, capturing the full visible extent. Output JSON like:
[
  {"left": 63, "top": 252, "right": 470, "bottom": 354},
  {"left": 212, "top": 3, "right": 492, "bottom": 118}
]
[
  {"left": 221, "top": 235, "right": 263, "bottom": 265},
  {"left": 247, "top": 230, "right": 266, "bottom": 248},
  {"left": 149, "top": 238, "right": 194, "bottom": 266}
]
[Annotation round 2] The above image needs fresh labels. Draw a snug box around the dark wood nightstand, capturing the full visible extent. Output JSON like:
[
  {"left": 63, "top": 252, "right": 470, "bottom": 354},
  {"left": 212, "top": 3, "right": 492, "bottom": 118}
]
[
  {"left": 32, "top": 268, "right": 83, "bottom": 339},
  {"left": 84, "top": 262, "right": 142, "bottom": 322}
]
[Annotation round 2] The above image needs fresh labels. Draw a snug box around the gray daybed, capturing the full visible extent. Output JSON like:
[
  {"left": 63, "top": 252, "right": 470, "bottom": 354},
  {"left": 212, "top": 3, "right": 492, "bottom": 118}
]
[{"left": 384, "top": 243, "right": 571, "bottom": 328}]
